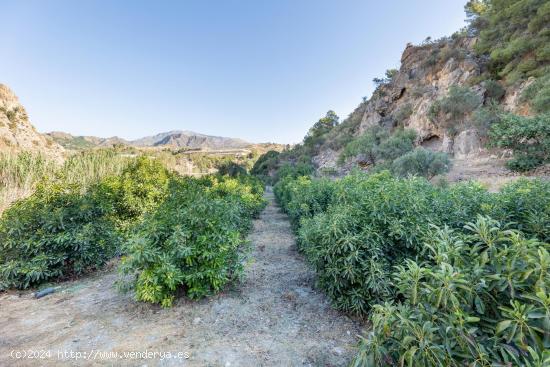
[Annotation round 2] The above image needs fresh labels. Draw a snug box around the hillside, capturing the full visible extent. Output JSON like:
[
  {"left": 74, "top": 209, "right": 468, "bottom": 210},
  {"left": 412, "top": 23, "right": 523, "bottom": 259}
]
[
  {"left": 0, "top": 84, "right": 64, "bottom": 159},
  {"left": 256, "top": 1, "right": 549, "bottom": 189}
]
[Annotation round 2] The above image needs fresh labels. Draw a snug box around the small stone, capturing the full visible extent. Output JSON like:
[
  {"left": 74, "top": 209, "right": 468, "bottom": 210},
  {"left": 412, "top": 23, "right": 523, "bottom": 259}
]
[
  {"left": 332, "top": 347, "right": 344, "bottom": 356},
  {"left": 192, "top": 317, "right": 201, "bottom": 325}
]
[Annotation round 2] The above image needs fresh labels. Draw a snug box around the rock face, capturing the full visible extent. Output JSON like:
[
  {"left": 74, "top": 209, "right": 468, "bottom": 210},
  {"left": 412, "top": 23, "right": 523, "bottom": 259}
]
[
  {"left": 0, "top": 84, "right": 64, "bottom": 159},
  {"left": 313, "top": 36, "right": 529, "bottom": 171}
]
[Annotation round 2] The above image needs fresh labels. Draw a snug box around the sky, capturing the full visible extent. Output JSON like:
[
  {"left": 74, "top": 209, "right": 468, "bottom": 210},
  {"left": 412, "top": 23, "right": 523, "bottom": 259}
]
[{"left": 1, "top": 1, "right": 467, "bottom": 144}]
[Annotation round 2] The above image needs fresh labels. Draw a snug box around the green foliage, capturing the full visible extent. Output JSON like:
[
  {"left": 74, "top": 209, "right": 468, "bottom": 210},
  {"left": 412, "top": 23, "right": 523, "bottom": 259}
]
[
  {"left": 274, "top": 175, "right": 335, "bottom": 230},
  {"left": 373, "top": 69, "right": 399, "bottom": 87},
  {"left": 483, "top": 79, "right": 506, "bottom": 101},
  {"left": 0, "top": 156, "right": 172, "bottom": 290},
  {"left": 275, "top": 162, "right": 314, "bottom": 183},
  {"left": 275, "top": 172, "right": 550, "bottom": 317},
  {"left": 216, "top": 161, "right": 248, "bottom": 177},
  {"left": 522, "top": 72, "right": 550, "bottom": 114},
  {"left": 489, "top": 113, "right": 550, "bottom": 171},
  {"left": 339, "top": 127, "right": 416, "bottom": 167},
  {"left": 471, "top": 0, "right": 550, "bottom": 83},
  {"left": 99, "top": 157, "right": 171, "bottom": 226},
  {"left": 251, "top": 150, "right": 280, "bottom": 183},
  {"left": 429, "top": 86, "right": 482, "bottom": 133},
  {"left": 119, "top": 175, "right": 265, "bottom": 307},
  {"left": 303, "top": 110, "right": 339, "bottom": 151},
  {"left": 472, "top": 100, "right": 503, "bottom": 136},
  {"left": 493, "top": 178, "right": 550, "bottom": 242},
  {"left": 392, "top": 147, "right": 451, "bottom": 179},
  {"left": 0, "top": 181, "right": 122, "bottom": 290},
  {"left": 354, "top": 217, "right": 550, "bottom": 367}
]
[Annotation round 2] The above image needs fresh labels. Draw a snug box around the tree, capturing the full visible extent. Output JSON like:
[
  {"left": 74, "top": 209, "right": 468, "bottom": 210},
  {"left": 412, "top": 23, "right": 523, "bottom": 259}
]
[{"left": 303, "top": 111, "right": 339, "bottom": 149}]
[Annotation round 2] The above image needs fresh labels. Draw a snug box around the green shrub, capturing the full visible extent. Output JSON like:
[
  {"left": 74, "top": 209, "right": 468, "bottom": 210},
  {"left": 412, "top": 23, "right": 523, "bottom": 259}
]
[
  {"left": 392, "top": 147, "right": 451, "bottom": 179},
  {"left": 354, "top": 217, "right": 550, "bottom": 367},
  {"left": 274, "top": 175, "right": 335, "bottom": 230},
  {"left": 251, "top": 150, "right": 280, "bottom": 183},
  {"left": 100, "top": 156, "right": 171, "bottom": 226},
  {"left": 275, "top": 162, "right": 314, "bottom": 183},
  {"left": 339, "top": 127, "right": 416, "bottom": 167},
  {"left": 120, "top": 176, "right": 264, "bottom": 307},
  {"left": 217, "top": 161, "right": 248, "bottom": 177},
  {"left": 275, "top": 172, "right": 550, "bottom": 318},
  {"left": 428, "top": 86, "right": 482, "bottom": 132},
  {"left": 296, "top": 172, "right": 440, "bottom": 314},
  {"left": 489, "top": 113, "right": 550, "bottom": 171},
  {"left": 471, "top": 100, "right": 503, "bottom": 136},
  {"left": 0, "top": 156, "right": 173, "bottom": 290},
  {"left": 491, "top": 178, "right": 550, "bottom": 242},
  {"left": 521, "top": 72, "right": 550, "bottom": 114},
  {"left": 483, "top": 79, "right": 506, "bottom": 101},
  {"left": 0, "top": 182, "right": 122, "bottom": 290},
  {"left": 470, "top": 0, "right": 550, "bottom": 82}
]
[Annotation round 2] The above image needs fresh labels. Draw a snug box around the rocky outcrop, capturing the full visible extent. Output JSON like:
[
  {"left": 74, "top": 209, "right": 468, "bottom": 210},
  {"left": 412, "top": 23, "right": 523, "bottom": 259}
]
[
  {"left": 0, "top": 84, "right": 64, "bottom": 160},
  {"left": 313, "top": 35, "right": 530, "bottom": 171}
]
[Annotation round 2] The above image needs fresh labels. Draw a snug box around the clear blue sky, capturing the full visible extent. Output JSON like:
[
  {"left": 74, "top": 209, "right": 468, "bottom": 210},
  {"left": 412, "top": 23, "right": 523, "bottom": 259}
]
[{"left": 2, "top": 1, "right": 467, "bottom": 144}]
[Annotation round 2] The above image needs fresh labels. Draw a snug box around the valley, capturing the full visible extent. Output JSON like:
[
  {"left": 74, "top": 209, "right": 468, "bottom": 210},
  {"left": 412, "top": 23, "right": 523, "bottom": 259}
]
[{"left": 1, "top": 0, "right": 549, "bottom": 366}]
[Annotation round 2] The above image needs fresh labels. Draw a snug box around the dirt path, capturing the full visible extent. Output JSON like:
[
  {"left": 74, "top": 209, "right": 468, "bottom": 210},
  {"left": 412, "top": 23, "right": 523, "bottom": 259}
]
[{"left": 0, "top": 189, "right": 362, "bottom": 366}]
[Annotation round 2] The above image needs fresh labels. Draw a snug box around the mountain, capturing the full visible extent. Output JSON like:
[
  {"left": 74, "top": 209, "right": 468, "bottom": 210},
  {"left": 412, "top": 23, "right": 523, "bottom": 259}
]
[
  {"left": 48, "top": 130, "right": 251, "bottom": 151},
  {"left": 0, "top": 84, "right": 64, "bottom": 159},
  {"left": 131, "top": 130, "right": 250, "bottom": 150}
]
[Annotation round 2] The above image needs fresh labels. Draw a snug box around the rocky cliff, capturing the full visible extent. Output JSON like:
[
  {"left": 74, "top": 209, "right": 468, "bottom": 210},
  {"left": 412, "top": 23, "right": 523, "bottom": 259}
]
[
  {"left": 313, "top": 35, "right": 533, "bottom": 171},
  {"left": 0, "top": 84, "right": 64, "bottom": 159}
]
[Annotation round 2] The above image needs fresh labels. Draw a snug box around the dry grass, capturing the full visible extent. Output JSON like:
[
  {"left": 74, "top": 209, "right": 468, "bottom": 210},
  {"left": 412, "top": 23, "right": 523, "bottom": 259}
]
[{"left": 0, "top": 149, "right": 132, "bottom": 213}]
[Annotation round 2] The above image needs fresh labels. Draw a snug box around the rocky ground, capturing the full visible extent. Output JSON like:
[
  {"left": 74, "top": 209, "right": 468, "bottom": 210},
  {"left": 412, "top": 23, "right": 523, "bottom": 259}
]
[{"left": 0, "top": 189, "right": 362, "bottom": 367}]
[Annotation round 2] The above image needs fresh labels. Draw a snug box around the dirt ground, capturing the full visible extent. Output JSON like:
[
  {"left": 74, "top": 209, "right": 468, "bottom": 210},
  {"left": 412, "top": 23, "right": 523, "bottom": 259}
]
[
  {"left": 444, "top": 156, "right": 550, "bottom": 191},
  {"left": 0, "top": 189, "right": 362, "bottom": 367}
]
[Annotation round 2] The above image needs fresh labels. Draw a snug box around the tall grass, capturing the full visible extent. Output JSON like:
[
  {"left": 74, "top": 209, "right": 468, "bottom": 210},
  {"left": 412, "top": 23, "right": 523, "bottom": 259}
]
[
  {"left": 59, "top": 149, "right": 131, "bottom": 187},
  {"left": 0, "top": 152, "right": 57, "bottom": 213},
  {"left": 0, "top": 149, "right": 132, "bottom": 213}
]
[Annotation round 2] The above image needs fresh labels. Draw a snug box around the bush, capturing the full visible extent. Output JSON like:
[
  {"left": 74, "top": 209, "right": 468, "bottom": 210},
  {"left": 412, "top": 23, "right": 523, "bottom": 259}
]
[
  {"left": 339, "top": 127, "right": 416, "bottom": 167},
  {"left": 0, "top": 156, "right": 172, "bottom": 290},
  {"left": 489, "top": 113, "right": 550, "bottom": 171},
  {"left": 275, "top": 172, "right": 550, "bottom": 317},
  {"left": 119, "top": 175, "right": 265, "bottom": 307},
  {"left": 251, "top": 150, "right": 280, "bottom": 183},
  {"left": 0, "top": 182, "right": 122, "bottom": 290},
  {"left": 428, "top": 86, "right": 482, "bottom": 132},
  {"left": 274, "top": 175, "right": 335, "bottom": 230},
  {"left": 392, "top": 147, "right": 451, "bottom": 179},
  {"left": 471, "top": 100, "right": 503, "bottom": 136},
  {"left": 354, "top": 217, "right": 550, "bottom": 366},
  {"left": 100, "top": 156, "right": 171, "bottom": 226},
  {"left": 483, "top": 79, "right": 505, "bottom": 101},
  {"left": 521, "top": 72, "right": 550, "bottom": 114},
  {"left": 491, "top": 178, "right": 550, "bottom": 242}
]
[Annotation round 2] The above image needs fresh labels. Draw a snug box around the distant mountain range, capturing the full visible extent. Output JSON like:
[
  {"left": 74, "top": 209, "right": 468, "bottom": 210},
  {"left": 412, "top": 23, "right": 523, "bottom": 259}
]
[{"left": 47, "top": 130, "right": 251, "bottom": 151}]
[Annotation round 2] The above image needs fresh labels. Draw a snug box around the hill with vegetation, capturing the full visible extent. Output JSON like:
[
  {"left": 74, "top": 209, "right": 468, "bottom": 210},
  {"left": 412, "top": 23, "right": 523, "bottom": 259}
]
[
  {"left": 0, "top": 84, "right": 64, "bottom": 160},
  {"left": 255, "top": 0, "right": 549, "bottom": 185}
]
